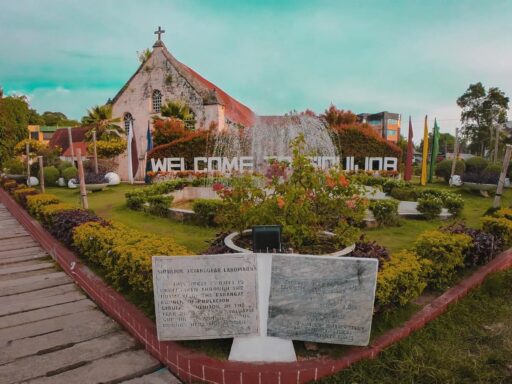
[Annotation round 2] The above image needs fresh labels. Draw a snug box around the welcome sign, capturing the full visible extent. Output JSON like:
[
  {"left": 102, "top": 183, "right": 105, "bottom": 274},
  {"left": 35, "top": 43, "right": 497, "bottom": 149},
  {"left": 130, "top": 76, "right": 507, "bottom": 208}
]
[{"left": 151, "top": 156, "right": 399, "bottom": 173}]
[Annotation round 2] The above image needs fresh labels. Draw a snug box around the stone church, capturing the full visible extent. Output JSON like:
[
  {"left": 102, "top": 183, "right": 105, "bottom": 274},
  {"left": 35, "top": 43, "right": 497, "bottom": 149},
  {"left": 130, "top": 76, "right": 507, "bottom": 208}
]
[{"left": 110, "top": 27, "right": 255, "bottom": 180}]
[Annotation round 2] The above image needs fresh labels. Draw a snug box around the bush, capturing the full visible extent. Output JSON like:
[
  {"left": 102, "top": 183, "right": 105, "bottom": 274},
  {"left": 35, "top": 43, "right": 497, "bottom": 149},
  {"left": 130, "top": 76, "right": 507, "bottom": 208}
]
[
  {"left": 72, "top": 221, "right": 189, "bottom": 295},
  {"left": 494, "top": 208, "right": 512, "bottom": 221},
  {"left": 1, "top": 179, "right": 18, "bottom": 192},
  {"left": 13, "top": 187, "right": 38, "bottom": 207},
  {"left": 376, "top": 250, "right": 430, "bottom": 308},
  {"left": 125, "top": 180, "right": 190, "bottom": 213},
  {"left": 370, "top": 199, "right": 399, "bottom": 226},
  {"left": 62, "top": 166, "right": 78, "bottom": 182},
  {"left": 445, "top": 223, "right": 502, "bottom": 267},
  {"left": 415, "top": 230, "right": 472, "bottom": 290},
  {"left": 435, "top": 159, "right": 465, "bottom": 183},
  {"left": 43, "top": 166, "right": 60, "bottom": 186},
  {"left": 481, "top": 163, "right": 502, "bottom": 184},
  {"left": 26, "top": 194, "right": 60, "bottom": 218},
  {"left": 49, "top": 209, "right": 107, "bottom": 246},
  {"left": 146, "top": 195, "right": 173, "bottom": 216},
  {"left": 417, "top": 196, "right": 443, "bottom": 220},
  {"left": 2, "top": 158, "right": 25, "bottom": 174},
  {"left": 352, "top": 238, "right": 390, "bottom": 268},
  {"left": 465, "top": 156, "right": 489, "bottom": 174},
  {"left": 444, "top": 194, "right": 464, "bottom": 216},
  {"left": 482, "top": 216, "right": 512, "bottom": 248},
  {"left": 88, "top": 139, "right": 127, "bottom": 158},
  {"left": 389, "top": 187, "right": 417, "bottom": 201},
  {"left": 125, "top": 190, "right": 146, "bottom": 210},
  {"left": 382, "top": 179, "right": 410, "bottom": 195},
  {"left": 79, "top": 172, "right": 107, "bottom": 184},
  {"left": 38, "top": 202, "right": 76, "bottom": 227},
  {"left": 57, "top": 161, "right": 73, "bottom": 173},
  {"left": 192, "top": 199, "right": 224, "bottom": 226}
]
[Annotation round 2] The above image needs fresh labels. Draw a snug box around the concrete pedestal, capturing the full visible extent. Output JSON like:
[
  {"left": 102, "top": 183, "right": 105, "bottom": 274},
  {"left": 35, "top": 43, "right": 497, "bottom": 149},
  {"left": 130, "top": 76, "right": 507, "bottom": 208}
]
[{"left": 228, "top": 254, "right": 296, "bottom": 362}]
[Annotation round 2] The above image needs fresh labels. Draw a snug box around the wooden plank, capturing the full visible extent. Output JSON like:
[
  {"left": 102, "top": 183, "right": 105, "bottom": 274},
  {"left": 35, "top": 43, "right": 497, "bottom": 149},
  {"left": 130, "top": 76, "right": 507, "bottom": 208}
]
[
  {"left": 0, "top": 253, "right": 48, "bottom": 265},
  {"left": 0, "top": 310, "right": 120, "bottom": 364},
  {"left": 0, "top": 299, "right": 94, "bottom": 329},
  {"left": 0, "top": 290, "right": 84, "bottom": 316},
  {"left": 0, "top": 246, "right": 46, "bottom": 258},
  {"left": 25, "top": 350, "right": 161, "bottom": 384},
  {"left": 0, "top": 274, "right": 71, "bottom": 297},
  {"left": 0, "top": 262, "right": 55, "bottom": 276},
  {"left": 0, "top": 283, "right": 77, "bottom": 308},
  {"left": 0, "top": 267, "right": 57, "bottom": 282},
  {"left": 0, "top": 331, "right": 137, "bottom": 384},
  {"left": 120, "top": 369, "right": 181, "bottom": 384},
  {"left": 0, "top": 309, "right": 112, "bottom": 344},
  {"left": 0, "top": 271, "right": 68, "bottom": 290},
  {"left": 0, "top": 237, "right": 38, "bottom": 251}
]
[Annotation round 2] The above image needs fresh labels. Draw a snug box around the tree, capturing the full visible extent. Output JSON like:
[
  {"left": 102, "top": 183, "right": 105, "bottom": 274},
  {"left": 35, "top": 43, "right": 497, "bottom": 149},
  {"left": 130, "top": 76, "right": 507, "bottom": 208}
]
[
  {"left": 81, "top": 104, "right": 123, "bottom": 140},
  {"left": 321, "top": 104, "right": 358, "bottom": 127},
  {"left": 137, "top": 48, "right": 151, "bottom": 64},
  {"left": 457, "top": 82, "right": 509, "bottom": 157},
  {"left": 160, "top": 100, "right": 194, "bottom": 121},
  {"left": 0, "top": 96, "right": 31, "bottom": 167},
  {"left": 41, "top": 111, "right": 78, "bottom": 126}
]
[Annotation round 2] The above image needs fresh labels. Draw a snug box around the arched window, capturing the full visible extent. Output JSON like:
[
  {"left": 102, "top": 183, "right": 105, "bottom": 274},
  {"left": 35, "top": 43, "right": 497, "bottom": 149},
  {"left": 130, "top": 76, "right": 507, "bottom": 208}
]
[
  {"left": 152, "top": 90, "right": 162, "bottom": 113},
  {"left": 124, "top": 112, "right": 133, "bottom": 134}
]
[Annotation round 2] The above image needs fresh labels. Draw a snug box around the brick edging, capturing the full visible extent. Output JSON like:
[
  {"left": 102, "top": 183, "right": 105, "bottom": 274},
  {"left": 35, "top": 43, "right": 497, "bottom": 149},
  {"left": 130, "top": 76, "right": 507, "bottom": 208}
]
[{"left": 1, "top": 187, "right": 511, "bottom": 384}]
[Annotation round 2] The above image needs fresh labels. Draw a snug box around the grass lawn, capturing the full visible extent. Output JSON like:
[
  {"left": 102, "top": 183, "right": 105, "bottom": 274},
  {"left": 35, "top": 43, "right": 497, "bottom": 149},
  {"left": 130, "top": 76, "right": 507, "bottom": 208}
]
[
  {"left": 44, "top": 184, "right": 217, "bottom": 254},
  {"left": 319, "top": 269, "right": 512, "bottom": 384},
  {"left": 363, "top": 177, "right": 512, "bottom": 253}
]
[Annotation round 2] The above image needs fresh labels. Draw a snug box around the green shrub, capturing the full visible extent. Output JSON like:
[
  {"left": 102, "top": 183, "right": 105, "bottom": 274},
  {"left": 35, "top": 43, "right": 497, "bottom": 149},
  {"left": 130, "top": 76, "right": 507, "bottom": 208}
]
[
  {"left": 38, "top": 202, "right": 76, "bottom": 227},
  {"left": 417, "top": 196, "right": 443, "bottom": 220},
  {"left": 376, "top": 250, "right": 431, "bottom": 308},
  {"left": 2, "top": 158, "right": 25, "bottom": 174},
  {"left": 482, "top": 216, "right": 512, "bottom": 248},
  {"left": 26, "top": 193, "right": 60, "bottom": 218},
  {"left": 465, "top": 156, "right": 488, "bottom": 174},
  {"left": 415, "top": 230, "right": 472, "bottom": 290},
  {"left": 146, "top": 195, "right": 173, "bottom": 216},
  {"left": 43, "top": 166, "right": 60, "bottom": 186},
  {"left": 62, "top": 166, "right": 78, "bottom": 182},
  {"left": 125, "top": 190, "right": 146, "bottom": 210},
  {"left": 382, "top": 179, "right": 410, "bottom": 194},
  {"left": 192, "top": 199, "right": 224, "bottom": 226},
  {"left": 57, "top": 161, "right": 73, "bottom": 173},
  {"left": 444, "top": 194, "right": 464, "bottom": 216},
  {"left": 370, "top": 199, "right": 399, "bottom": 226},
  {"left": 72, "top": 222, "right": 189, "bottom": 295},
  {"left": 481, "top": 163, "right": 502, "bottom": 184},
  {"left": 435, "top": 159, "right": 465, "bottom": 182},
  {"left": 389, "top": 187, "right": 417, "bottom": 201}
]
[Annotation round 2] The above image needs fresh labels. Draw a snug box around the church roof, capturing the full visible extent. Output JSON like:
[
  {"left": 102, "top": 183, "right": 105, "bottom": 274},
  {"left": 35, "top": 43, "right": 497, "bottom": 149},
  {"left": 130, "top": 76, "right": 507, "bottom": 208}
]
[
  {"left": 111, "top": 41, "right": 255, "bottom": 127},
  {"left": 49, "top": 126, "right": 90, "bottom": 152}
]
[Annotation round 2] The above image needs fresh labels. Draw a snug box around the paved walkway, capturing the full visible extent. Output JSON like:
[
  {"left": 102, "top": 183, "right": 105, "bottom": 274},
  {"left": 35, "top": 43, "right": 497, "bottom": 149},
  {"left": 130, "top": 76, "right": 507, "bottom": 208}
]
[{"left": 0, "top": 204, "right": 180, "bottom": 384}]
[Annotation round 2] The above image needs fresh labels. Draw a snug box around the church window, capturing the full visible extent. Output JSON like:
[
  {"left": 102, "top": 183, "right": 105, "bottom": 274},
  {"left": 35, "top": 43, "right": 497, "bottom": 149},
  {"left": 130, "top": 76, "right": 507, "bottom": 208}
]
[
  {"left": 124, "top": 112, "right": 133, "bottom": 134},
  {"left": 152, "top": 90, "right": 162, "bottom": 113}
]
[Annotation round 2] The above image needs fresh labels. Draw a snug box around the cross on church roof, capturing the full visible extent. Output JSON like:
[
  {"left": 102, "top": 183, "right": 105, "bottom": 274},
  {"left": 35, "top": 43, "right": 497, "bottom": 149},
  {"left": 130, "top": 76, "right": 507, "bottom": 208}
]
[{"left": 154, "top": 26, "right": 165, "bottom": 41}]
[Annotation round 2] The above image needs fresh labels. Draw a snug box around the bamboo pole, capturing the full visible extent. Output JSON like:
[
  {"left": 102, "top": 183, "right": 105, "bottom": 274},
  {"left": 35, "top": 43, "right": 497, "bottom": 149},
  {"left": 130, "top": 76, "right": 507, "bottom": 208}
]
[
  {"left": 450, "top": 128, "right": 459, "bottom": 180},
  {"left": 67, "top": 127, "right": 75, "bottom": 165},
  {"left": 38, "top": 156, "right": 45, "bottom": 193},
  {"left": 26, "top": 142, "right": 31, "bottom": 187},
  {"left": 76, "top": 148, "right": 89, "bottom": 209},
  {"left": 493, "top": 144, "right": 512, "bottom": 208},
  {"left": 92, "top": 130, "right": 98, "bottom": 174}
]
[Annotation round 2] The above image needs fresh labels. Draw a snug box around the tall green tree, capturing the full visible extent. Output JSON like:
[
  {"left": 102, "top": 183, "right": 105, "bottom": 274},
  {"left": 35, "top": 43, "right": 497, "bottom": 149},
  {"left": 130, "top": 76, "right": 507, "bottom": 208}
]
[
  {"left": 457, "top": 82, "right": 509, "bottom": 157},
  {"left": 41, "top": 111, "right": 78, "bottom": 126},
  {"left": 0, "top": 95, "right": 31, "bottom": 167}
]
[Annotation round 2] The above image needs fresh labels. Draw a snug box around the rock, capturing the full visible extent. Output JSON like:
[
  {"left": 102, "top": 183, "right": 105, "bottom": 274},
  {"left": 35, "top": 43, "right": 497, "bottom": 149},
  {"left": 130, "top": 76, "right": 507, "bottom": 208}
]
[
  {"left": 105, "top": 172, "right": 121, "bottom": 186},
  {"left": 57, "top": 177, "right": 66, "bottom": 187},
  {"left": 68, "top": 178, "right": 78, "bottom": 189},
  {"left": 26, "top": 176, "right": 39, "bottom": 186}
]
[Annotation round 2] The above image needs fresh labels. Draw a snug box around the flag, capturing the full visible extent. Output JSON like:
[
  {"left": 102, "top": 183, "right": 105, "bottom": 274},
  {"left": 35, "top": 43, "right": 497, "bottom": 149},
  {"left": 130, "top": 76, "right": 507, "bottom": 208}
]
[
  {"left": 145, "top": 121, "right": 154, "bottom": 184},
  {"left": 428, "top": 119, "right": 440, "bottom": 183},
  {"left": 420, "top": 115, "right": 429, "bottom": 186},
  {"left": 127, "top": 119, "right": 134, "bottom": 184},
  {"left": 404, "top": 116, "right": 414, "bottom": 181}
]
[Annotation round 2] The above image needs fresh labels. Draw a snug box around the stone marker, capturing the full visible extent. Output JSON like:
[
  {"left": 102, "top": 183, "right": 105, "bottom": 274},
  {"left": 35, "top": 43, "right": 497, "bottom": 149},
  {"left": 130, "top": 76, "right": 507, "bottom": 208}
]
[
  {"left": 152, "top": 254, "right": 259, "bottom": 340},
  {"left": 267, "top": 255, "right": 378, "bottom": 346}
]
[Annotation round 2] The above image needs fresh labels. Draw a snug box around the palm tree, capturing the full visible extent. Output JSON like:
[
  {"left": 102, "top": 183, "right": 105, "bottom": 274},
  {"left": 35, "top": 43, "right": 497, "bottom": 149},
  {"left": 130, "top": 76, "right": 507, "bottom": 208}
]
[{"left": 81, "top": 104, "right": 123, "bottom": 140}]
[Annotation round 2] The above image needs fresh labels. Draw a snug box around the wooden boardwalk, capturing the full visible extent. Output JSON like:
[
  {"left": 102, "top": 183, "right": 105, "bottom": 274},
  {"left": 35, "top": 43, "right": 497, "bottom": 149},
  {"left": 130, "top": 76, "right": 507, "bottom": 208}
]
[{"left": 0, "top": 204, "right": 180, "bottom": 384}]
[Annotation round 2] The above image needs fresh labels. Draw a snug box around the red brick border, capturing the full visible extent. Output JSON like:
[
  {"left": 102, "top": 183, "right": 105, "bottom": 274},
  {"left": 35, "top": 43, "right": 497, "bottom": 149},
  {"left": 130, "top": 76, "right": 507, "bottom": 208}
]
[{"left": 2, "top": 187, "right": 512, "bottom": 384}]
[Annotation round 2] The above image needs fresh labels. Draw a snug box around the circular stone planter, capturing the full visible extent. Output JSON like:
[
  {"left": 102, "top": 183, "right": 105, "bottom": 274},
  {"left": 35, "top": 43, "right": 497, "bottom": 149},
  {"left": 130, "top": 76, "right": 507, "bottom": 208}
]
[
  {"left": 85, "top": 183, "right": 108, "bottom": 192},
  {"left": 463, "top": 182, "right": 497, "bottom": 192},
  {"left": 224, "top": 229, "right": 355, "bottom": 257}
]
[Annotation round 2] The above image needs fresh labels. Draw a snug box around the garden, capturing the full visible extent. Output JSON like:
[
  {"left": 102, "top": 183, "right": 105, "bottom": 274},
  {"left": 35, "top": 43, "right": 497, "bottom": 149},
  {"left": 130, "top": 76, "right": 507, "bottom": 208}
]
[{"left": 2, "top": 132, "right": 512, "bottom": 363}]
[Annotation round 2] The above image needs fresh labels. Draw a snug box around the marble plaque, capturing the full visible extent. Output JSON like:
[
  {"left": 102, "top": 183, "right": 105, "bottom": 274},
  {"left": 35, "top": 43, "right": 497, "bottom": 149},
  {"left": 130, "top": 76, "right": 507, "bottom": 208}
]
[
  {"left": 152, "top": 254, "right": 259, "bottom": 340},
  {"left": 267, "top": 255, "right": 378, "bottom": 345}
]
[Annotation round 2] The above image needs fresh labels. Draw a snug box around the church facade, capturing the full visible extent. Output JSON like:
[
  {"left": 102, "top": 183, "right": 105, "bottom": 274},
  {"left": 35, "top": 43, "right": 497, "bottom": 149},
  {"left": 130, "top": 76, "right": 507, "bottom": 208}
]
[{"left": 110, "top": 29, "right": 255, "bottom": 180}]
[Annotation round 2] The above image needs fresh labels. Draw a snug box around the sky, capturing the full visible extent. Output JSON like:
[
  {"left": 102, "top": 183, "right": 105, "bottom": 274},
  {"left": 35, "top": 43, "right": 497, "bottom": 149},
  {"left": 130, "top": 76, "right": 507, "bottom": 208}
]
[{"left": 1, "top": 0, "right": 511, "bottom": 142}]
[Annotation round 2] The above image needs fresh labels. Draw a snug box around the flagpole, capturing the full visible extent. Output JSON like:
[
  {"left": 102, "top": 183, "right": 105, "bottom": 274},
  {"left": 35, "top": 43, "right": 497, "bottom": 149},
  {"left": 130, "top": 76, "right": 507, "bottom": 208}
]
[
  {"left": 420, "top": 116, "right": 429, "bottom": 186},
  {"left": 127, "top": 119, "right": 134, "bottom": 184}
]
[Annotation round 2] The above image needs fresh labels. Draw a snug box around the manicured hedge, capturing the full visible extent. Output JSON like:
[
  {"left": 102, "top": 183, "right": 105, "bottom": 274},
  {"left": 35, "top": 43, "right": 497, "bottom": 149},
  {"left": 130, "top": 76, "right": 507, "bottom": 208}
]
[
  {"left": 192, "top": 199, "right": 224, "bottom": 226},
  {"left": 370, "top": 199, "right": 399, "bottom": 226},
  {"left": 331, "top": 125, "right": 402, "bottom": 158},
  {"left": 26, "top": 193, "right": 60, "bottom": 218}
]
